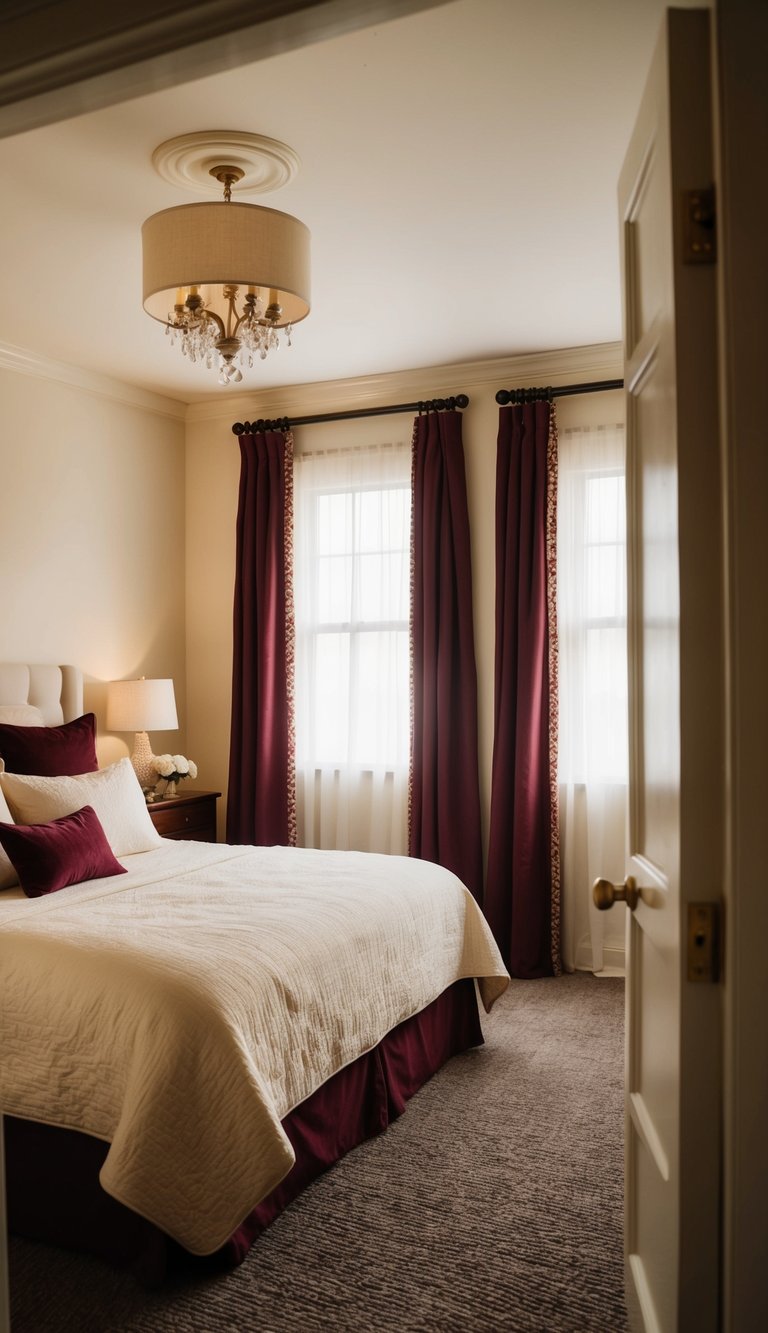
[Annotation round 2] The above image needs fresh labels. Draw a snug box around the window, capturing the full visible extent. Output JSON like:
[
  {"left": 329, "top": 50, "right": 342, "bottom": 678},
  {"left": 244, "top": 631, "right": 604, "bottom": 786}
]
[
  {"left": 580, "top": 467, "right": 628, "bottom": 781},
  {"left": 293, "top": 441, "right": 411, "bottom": 853},
  {"left": 558, "top": 426, "right": 628, "bottom": 785}
]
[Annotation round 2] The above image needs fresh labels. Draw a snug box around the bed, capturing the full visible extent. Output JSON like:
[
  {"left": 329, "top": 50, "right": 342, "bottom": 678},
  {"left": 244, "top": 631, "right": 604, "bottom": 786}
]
[{"left": 0, "top": 663, "right": 509, "bottom": 1279}]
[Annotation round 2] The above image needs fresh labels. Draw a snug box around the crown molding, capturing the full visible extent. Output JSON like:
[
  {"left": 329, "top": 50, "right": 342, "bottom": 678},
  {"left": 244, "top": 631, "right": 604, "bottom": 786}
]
[
  {"left": 0, "top": 338, "right": 624, "bottom": 428},
  {"left": 185, "top": 343, "right": 624, "bottom": 427},
  {"left": 0, "top": 341, "right": 187, "bottom": 420}
]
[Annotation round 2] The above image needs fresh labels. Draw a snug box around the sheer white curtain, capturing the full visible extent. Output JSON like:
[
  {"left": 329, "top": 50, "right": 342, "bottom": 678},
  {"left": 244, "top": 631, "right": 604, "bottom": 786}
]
[
  {"left": 558, "top": 422, "right": 628, "bottom": 973},
  {"left": 293, "top": 440, "right": 411, "bottom": 854}
]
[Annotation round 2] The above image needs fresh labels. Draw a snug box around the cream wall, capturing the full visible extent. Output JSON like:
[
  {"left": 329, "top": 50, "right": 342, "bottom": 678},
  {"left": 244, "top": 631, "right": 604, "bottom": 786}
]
[
  {"left": 185, "top": 343, "right": 625, "bottom": 973},
  {"left": 0, "top": 359, "right": 187, "bottom": 766}
]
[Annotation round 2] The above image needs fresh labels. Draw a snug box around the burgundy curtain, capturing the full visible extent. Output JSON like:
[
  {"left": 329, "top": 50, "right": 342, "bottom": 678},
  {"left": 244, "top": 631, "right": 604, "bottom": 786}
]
[
  {"left": 227, "top": 429, "right": 296, "bottom": 846},
  {"left": 485, "top": 400, "right": 561, "bottom": 977},
  {"left": 409, "top": 408, "right": 483, "bottom": 900}
]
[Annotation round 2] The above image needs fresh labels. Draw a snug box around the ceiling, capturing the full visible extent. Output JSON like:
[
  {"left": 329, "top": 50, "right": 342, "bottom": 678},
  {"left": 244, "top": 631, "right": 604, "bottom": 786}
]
[{"left": 0, "top": 0, "right": 692, "bottom": 404}]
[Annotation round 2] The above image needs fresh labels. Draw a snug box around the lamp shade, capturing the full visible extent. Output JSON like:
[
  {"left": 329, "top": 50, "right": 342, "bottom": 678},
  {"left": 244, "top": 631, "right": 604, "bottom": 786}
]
[
  {"left": 106, "top": 678, "right": 178, "bottom": 733},
  {"left": 142, "top": 201, "right": 311, "bottom": 328}
]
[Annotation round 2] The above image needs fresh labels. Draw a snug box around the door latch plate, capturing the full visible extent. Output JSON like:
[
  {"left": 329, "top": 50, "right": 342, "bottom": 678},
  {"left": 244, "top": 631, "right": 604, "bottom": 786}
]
[
  {"left": 687, "top": 902, "right": 721, "bottom": 983},
  {"left": 683, "top": 187, "right": 717, "bottom": 264}
]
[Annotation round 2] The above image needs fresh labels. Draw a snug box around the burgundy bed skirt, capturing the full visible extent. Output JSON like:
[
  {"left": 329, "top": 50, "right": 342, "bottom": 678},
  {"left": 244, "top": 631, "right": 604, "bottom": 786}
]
[{"left": 5, "top": 978, "right": 482, "bottom": 1283}]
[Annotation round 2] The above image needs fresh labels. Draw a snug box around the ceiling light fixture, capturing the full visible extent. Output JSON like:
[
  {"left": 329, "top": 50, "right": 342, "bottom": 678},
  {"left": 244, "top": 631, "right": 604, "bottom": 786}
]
[{"left": 141, "top": 132, "right": 311, "bottom": 385}]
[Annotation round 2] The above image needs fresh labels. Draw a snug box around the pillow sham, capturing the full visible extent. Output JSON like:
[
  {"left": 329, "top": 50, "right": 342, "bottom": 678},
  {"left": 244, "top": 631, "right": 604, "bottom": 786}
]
[
  {"left": 0, "top": 804, "right": 126, "bottom": 898},
  {"left": 0, "top": 783, "right": 18, "bottom": 890},
  {"left": 0, "top": 758, "right": 162, "bottom": 857},
  {"left": 0, "top": 706, "right": 44, "bottom": 777},
  {"left": 0, "top": 705, "right": 45, "bottom": 726},
  {"left": 0, "top": 712, "right": 98, "bottom": 777}
]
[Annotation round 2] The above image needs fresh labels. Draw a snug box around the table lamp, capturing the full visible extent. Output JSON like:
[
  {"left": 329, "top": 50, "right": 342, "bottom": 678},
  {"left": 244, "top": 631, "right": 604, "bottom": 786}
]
[{"left": 106, "top": 677, "right": 178, "bottom": 789}]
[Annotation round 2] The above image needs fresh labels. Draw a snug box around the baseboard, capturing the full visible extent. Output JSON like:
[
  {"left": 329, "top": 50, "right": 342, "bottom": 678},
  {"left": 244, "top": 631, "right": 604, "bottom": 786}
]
[{"left": 574, "top": 938, "right": 626, "bottom": 976}]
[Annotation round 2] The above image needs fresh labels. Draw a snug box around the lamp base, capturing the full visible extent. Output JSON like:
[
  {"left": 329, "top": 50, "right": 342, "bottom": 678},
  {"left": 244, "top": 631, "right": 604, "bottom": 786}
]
[{"left": 130, "top": 732, "right": 156, "bottom": 790}]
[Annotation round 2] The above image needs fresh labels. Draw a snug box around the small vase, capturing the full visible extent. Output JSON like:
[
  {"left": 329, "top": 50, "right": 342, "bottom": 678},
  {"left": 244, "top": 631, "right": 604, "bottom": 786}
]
[{"left": 164, "top": 779, "right": 177, "bottom": 799}]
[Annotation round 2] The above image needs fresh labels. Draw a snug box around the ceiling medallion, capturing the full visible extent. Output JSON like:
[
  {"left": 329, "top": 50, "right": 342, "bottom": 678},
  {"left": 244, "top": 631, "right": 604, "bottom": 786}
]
[
  {"left": 151, "top": 130, "right": 301, "bottom": 196},
  {"left": 142, "top": 132, "right": 310, "bottom": 385}
]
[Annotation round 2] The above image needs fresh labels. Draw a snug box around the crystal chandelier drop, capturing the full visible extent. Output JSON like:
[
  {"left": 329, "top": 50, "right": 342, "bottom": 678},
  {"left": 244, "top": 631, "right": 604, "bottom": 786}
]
[{"left": 142, "top": 151, "right": 310, "bottom": 386}]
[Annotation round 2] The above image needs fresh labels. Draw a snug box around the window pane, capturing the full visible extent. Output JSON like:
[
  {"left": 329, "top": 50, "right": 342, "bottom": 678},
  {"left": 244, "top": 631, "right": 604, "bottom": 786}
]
[
  {"left": 350, "top": 629, "right": 410, "bottom": 765},
  {"left": 585, "top": 544, "right": 626, "bottom": 619},
  {"left": 357, "top": 489, "right": 382, "bottom": 552},
  {"left": 585, "top": 627, "right": 628, "bottom": 780},
  {"left": 586, "top": 474, "right": 625, "bottom": 544},
  {"left": 310, "top": 632, "right": 350, "bottom": 763},
  {"left": 357, "top": 486, "right": 410, "bottom": 554},
  {"left": 317, "top": 553, "right": 352, "bottom": 622},
  {"left": 356, "top": 550, "right": 409, "bottom": 622},
  {"left": 386, "top": 488, "right": 411, "bottom": 550},
  {"left": 317, "top": 492, "right": 352, "bottom": 555}
]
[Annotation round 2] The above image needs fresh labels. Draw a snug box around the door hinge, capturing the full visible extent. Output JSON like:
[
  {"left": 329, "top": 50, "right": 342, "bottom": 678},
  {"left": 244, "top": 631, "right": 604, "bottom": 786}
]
[
  {"left": 687, "top": 901, "right": 722, "bottom": 983},
  {"left": 683, "top": 186, "right": 717, "bottom": 264}
]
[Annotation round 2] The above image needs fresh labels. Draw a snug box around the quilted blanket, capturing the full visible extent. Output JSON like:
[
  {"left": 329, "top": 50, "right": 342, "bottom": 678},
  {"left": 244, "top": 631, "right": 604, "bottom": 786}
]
[{"left": 0, "top": 841, "right": 508, "bottom": 1253}]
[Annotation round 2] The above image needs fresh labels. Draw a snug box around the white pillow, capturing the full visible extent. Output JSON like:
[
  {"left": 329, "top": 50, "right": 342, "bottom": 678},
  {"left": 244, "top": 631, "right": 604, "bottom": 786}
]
[
  {"left": 0, "top": 758, "right": 162, "bottom": 857},
  {"left": 0, "top": 705, "right": 45, "bottom": 725},
  {"left": 0, "top": 783, "right": 18, "bottom": 889}
]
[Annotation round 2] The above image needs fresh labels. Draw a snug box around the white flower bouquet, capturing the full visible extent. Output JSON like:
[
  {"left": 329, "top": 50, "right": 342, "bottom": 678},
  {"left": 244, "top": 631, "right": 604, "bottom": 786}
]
[{"left": 151, "top": 753, "right": 198, "bottom": 798}]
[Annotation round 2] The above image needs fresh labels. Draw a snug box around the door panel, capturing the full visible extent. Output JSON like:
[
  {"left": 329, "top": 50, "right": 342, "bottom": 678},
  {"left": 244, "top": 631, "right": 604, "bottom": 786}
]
[
  {"left": 618, "top": 10, "right": 722, "bottom": 1331},
  {"left": 628, "top": 168, "right": 666, "bottom": 353}
]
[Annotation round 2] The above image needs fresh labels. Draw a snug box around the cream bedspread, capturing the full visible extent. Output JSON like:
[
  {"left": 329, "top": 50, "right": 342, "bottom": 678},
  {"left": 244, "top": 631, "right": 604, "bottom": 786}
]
[{"left": 0, "top": 840, "right": 509, "bottom": 1253}]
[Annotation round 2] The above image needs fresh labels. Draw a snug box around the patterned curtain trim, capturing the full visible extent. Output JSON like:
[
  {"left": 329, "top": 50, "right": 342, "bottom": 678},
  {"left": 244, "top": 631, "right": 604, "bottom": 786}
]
[
  {"left": 283, "top": 428, "right": 298, "bottom": 848},
  {"left": 407, "top": 415, "right": 418, "bottom": 854},
  {"left": 546, "top": 404, "right": 562, "bottom": 975}
]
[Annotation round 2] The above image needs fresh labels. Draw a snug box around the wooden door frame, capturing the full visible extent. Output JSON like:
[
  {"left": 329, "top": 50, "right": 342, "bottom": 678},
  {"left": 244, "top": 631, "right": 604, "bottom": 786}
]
[{"left": 713, "top": 0, "right": 768, "bottom": 1326}]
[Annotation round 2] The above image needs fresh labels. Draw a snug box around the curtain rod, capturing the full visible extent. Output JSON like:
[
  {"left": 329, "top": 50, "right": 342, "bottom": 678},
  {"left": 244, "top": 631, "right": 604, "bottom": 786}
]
[
  {"left": 231, "top": 394, "right": 469, "bottom": 435},
  {"left": 495, "top": 378, "right": 624, "bottom": 405},
  {"left": 230, "top": 378, "right": 623, "bottom": 434}
]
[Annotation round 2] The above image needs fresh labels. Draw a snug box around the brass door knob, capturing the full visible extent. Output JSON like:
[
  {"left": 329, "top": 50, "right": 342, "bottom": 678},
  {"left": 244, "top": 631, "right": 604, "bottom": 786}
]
[{"left": 592, "top": 875, "right": 639, "bottom": 911}]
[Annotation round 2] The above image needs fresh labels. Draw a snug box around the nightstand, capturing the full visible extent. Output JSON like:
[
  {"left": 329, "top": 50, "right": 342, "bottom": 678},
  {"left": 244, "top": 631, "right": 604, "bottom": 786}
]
[{"left": 147, "top": 790, "right": 221, "bottom": 842}]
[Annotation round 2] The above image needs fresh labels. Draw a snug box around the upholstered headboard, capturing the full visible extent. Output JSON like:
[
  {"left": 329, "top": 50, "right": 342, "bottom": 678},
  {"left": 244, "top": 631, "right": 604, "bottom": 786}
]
[{"left": 0, "top": 664, "right": 84, "bottom": 724}]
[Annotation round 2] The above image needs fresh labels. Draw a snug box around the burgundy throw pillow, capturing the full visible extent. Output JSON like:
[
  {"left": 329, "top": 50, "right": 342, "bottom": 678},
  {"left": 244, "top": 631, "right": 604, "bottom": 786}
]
[
  {"left": 0, "top": 713, "right": 98, "bottom": 776},
  {"left": 0, "top": 804, "right": 126, "bottom": 898}
]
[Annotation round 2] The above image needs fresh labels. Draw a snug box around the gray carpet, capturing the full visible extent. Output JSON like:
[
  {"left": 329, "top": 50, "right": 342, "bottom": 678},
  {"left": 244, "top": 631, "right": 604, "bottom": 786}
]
[{"left": 9, "top": 973, "right": 628, "bottom": 1332}]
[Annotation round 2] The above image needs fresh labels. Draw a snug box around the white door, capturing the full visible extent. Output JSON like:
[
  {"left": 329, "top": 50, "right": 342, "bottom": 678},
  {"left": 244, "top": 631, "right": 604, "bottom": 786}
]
[{"left": 601, "top": 10, "right": 724, "bottom": 1331}]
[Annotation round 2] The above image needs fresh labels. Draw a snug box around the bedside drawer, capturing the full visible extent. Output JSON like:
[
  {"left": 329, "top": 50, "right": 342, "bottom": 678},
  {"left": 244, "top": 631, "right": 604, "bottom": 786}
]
[{"left": 147, "top": 791, "right": 220, "bottom": 843}]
